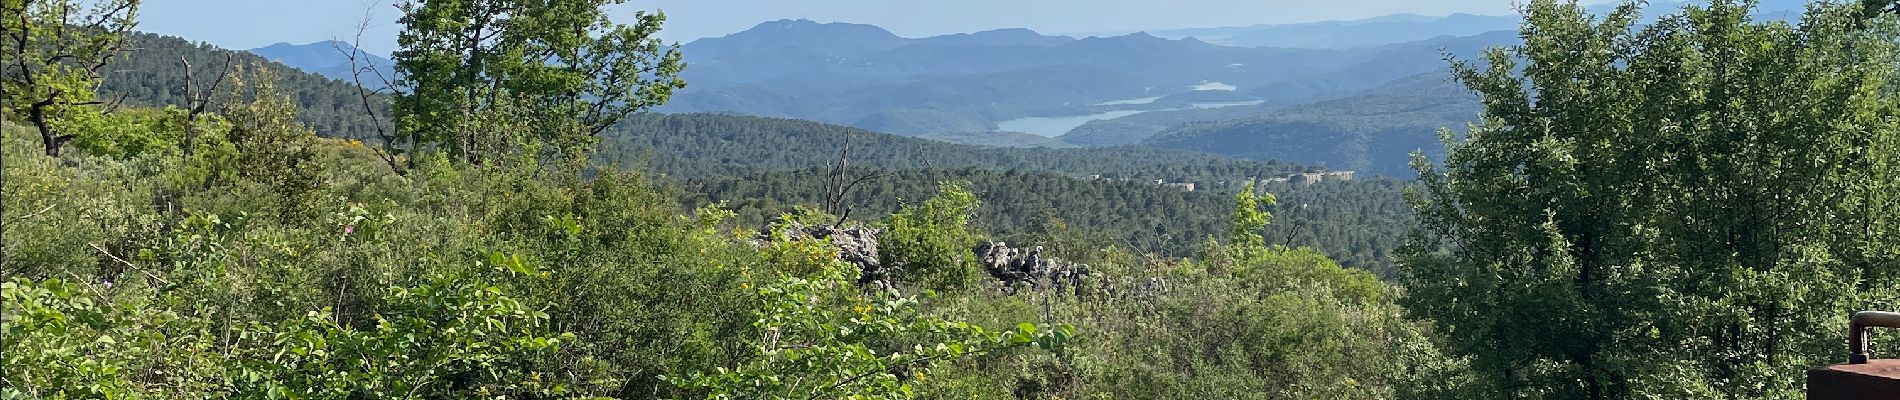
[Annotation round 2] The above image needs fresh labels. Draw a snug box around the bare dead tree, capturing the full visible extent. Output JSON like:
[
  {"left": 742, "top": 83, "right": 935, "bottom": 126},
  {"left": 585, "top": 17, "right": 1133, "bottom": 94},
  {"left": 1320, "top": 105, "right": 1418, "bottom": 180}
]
[
  {"left": 178, "top": 53, "right": 233, "bottom": 156},
  {"left": 336, "top": 3, "right": 404, "bottom": 173},
  {"left": 822, "top": 129, "right": 887, "bottom": 227},
  {"left": 1280, "top": 203, "right": 1308, "bottom": 248}
]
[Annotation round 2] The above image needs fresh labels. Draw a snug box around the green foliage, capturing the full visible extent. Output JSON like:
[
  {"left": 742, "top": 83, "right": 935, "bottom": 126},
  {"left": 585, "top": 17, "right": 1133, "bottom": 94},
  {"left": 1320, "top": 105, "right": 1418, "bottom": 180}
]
[
  {"left": 1228, "top": 181, "right": 1274, "bottom": 250},
  {"left": 4, "top": 113, "right": 1090, "bottom": 397},
  {"left": 883, "top": 182, "right": 983, "bottom": 292},
  {"left": 670, "top": 232, "right": 1072, "bottom": 399},
  {"left": 0, "top": 126, "right": 165, "bottom": 279},
  {"left": 692, "top": 167, "right": 1413, "bottom": 275},
  {"left": 905, "top": 192, "right": 1471, "bottom": 400},
  {"left": 691, "top": 163, "right": 1421, "bottom": 272},
  {"left": 1403, "top": 1, "right": 1900, "bottom": 398},
  {"left": 90, "top": 47, "right": 1417, "bottom": 272},
  {"left": 235, "top": 258, "right": 577, "bottom": 398},
  {"left": 221, "top": 66, "right": 324, "bottom": 218},
  {"left": 389, "top": 0, "right": 686, "bottom": 165},
  {"left": 1, "top": 279, "right": 142, "bottom": 398},
  {"left": 0, "top": 0, "right": 141, "bottom": 156},
  {"left": 0, "top": 264, "right": 582, "bottom": 399},
  {"left": 66, "top": 106, "right": 191, "bottom": 159}
]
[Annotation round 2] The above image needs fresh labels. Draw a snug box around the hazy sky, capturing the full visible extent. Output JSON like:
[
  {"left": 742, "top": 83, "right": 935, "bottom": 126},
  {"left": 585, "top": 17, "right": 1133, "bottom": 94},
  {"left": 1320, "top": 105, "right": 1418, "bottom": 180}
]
[{"left": 139, "top": 0, "right": 1563, "bottom": 55}]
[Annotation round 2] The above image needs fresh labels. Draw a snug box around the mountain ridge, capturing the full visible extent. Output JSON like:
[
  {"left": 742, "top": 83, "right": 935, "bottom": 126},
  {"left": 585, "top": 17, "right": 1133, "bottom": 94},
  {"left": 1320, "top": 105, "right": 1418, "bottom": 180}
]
[
  {"left": 246, "top": 40, "right": 393, "bottom": 86},
  {"left": 661, "top": 18, "right": 1508, "bottom": 137}
]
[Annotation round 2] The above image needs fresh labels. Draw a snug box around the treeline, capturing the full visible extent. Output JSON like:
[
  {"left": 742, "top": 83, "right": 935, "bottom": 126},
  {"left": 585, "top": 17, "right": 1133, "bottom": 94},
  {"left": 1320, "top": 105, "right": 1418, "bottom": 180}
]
[
  {"left": 603, "top": 112, "right": 1316, "bottom": 182},
  {"left": 682, "top": 167, "right": 1412, "bottom": 274}
]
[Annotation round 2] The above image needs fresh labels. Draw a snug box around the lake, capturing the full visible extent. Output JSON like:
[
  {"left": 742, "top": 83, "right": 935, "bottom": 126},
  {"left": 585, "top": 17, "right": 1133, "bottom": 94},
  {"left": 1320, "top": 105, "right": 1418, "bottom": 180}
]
[
  {"left": 1094, "top": 96, "right": 1163, "bottom": 105},
  {"left": 996, "top": 110, "right": 1151, "bottom": 137},
  {"left": 995, "top": 100, "right": 1268, "bottom": 137}
]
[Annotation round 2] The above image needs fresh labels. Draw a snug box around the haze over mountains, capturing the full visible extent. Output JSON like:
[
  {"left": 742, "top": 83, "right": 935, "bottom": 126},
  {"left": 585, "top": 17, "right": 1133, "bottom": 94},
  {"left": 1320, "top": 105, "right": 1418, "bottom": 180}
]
[
  {"left": 242, "top": 0, "right": 1812, "bottom": 176},
  {"left": 657, "top": 18, "right": 1504, "bottom": 138},
  {"left": 1150, "top": 13, "right": 1521, "bottom": 48},
  {"left": 638, "top": 13, "right": 1520, "bottom": 175}
]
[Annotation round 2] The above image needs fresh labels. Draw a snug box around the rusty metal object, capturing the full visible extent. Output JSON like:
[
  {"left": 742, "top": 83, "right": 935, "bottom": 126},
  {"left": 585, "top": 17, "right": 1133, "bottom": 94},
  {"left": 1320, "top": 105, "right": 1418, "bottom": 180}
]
[
  {"left": 1809, "top": 360, "right": 1900, "bottom": 400},
  {"left": 1851, "top": 311, "right": 1900, "bottom": 364},
  {"left": 1809, "top": 311, "right": 1900, "bottom": 400}
]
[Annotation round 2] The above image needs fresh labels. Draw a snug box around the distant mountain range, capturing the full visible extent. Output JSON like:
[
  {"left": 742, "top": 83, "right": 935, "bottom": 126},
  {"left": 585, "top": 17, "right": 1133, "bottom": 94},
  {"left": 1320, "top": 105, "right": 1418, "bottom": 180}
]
[
  {"left": 657, "top": 17, "right": 1510, "bottom": 138},
  {"left": 246, "top": 41, "right": 393, "bottom": 87},
  {"left": 1146, "top": 0, "right": 1808, "bottom": 48},
  {"left": 1150, "top": 13, "right": 1520, "bottom": 49},
  {"left": 232, "top": 0, "right": 1819, "bottom": 177}
]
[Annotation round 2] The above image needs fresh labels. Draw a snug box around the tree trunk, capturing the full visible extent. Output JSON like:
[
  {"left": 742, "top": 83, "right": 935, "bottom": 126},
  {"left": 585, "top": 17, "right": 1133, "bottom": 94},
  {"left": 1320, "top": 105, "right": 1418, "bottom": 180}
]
[
  {"left": 30, "top": 101, "right": 72, "bottom": 157},
  {"left": 182, "top": 114, "right": 197, "bottom": 157}
]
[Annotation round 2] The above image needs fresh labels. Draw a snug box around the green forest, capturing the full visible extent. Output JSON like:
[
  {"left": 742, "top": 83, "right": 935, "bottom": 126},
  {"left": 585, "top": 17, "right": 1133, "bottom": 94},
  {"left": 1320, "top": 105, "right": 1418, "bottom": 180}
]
[{"left": 3, "top": 0, "right": 1898, "bottom": 399}]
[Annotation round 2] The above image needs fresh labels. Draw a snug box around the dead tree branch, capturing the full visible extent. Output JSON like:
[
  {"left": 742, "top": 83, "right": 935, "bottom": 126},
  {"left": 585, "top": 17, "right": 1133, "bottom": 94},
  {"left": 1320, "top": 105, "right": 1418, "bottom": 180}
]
[
  {"left": 337, "top": 3, "right": 403, "bottom": 173},
  {"left": 179, "top": 53, "right": 234, "bottom": 156}
]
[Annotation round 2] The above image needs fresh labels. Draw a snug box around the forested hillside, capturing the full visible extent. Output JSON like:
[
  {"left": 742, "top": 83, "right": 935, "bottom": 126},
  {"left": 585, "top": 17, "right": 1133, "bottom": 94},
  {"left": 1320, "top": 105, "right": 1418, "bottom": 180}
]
[
  {"left": 681, "top": 167, "right": 1412, "bottom": 273},
  {"left": 101, "top": 31, "right": 386, "bottom": 140},
  {"left": 93, "top": 37, "right": 1329, "bottom": 187},
  {"left": 604, "top": 114, "right": 1414, "bottom": 271},
  {"left": 1152, "top": 13, "right": 1521, "bottom": 48},
  {"left": 602, "top": 113, "right": 1310, "bottom": 181}
]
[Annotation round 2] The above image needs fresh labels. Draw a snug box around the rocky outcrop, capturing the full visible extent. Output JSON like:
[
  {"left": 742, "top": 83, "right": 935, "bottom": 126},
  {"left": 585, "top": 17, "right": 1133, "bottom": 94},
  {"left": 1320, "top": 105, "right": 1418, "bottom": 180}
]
[
  {"left": 771, "top": 222, "right": 895, "bottom": 288},
  {"left": 769, "top": 222, "right": 1102, "bottom": 297},
  {"left": 975, "top": 241, "right": 1091, "bottom": 296}
]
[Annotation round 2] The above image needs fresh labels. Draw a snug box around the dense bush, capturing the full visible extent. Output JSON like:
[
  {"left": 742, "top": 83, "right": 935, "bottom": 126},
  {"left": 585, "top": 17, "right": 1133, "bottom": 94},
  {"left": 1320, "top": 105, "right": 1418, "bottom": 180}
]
[{"left": 883, "top": 182, "right": 984, "bottom": 293}]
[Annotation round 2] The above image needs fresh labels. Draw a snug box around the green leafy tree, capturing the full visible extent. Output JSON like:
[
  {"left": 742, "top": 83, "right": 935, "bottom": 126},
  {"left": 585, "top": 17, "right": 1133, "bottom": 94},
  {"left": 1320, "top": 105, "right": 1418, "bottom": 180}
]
[
  {"left": 388, "top": 0, "right": 686, "bottom": 166},
  {"left": 0, "top": 0, "right": 140, "bottom": 156},
  {"left": 883, "top": 182, "right": 983, "bottom": 292},
  {"left": 221, "top": 65, "right": 323, "bottom": 218},
  {"left": 1402, "top": 1, "right": 1900, "bottom": 398},
  {"left": 1229, "top": 180, "right": 1274, "bottom": 250}
]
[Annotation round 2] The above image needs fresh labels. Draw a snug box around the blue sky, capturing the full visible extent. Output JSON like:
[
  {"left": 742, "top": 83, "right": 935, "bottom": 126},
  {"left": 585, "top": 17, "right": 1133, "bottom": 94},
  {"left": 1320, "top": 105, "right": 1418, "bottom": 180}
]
[{"left": 138, "top": 0, "right": 1567, "bottom": 55}]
